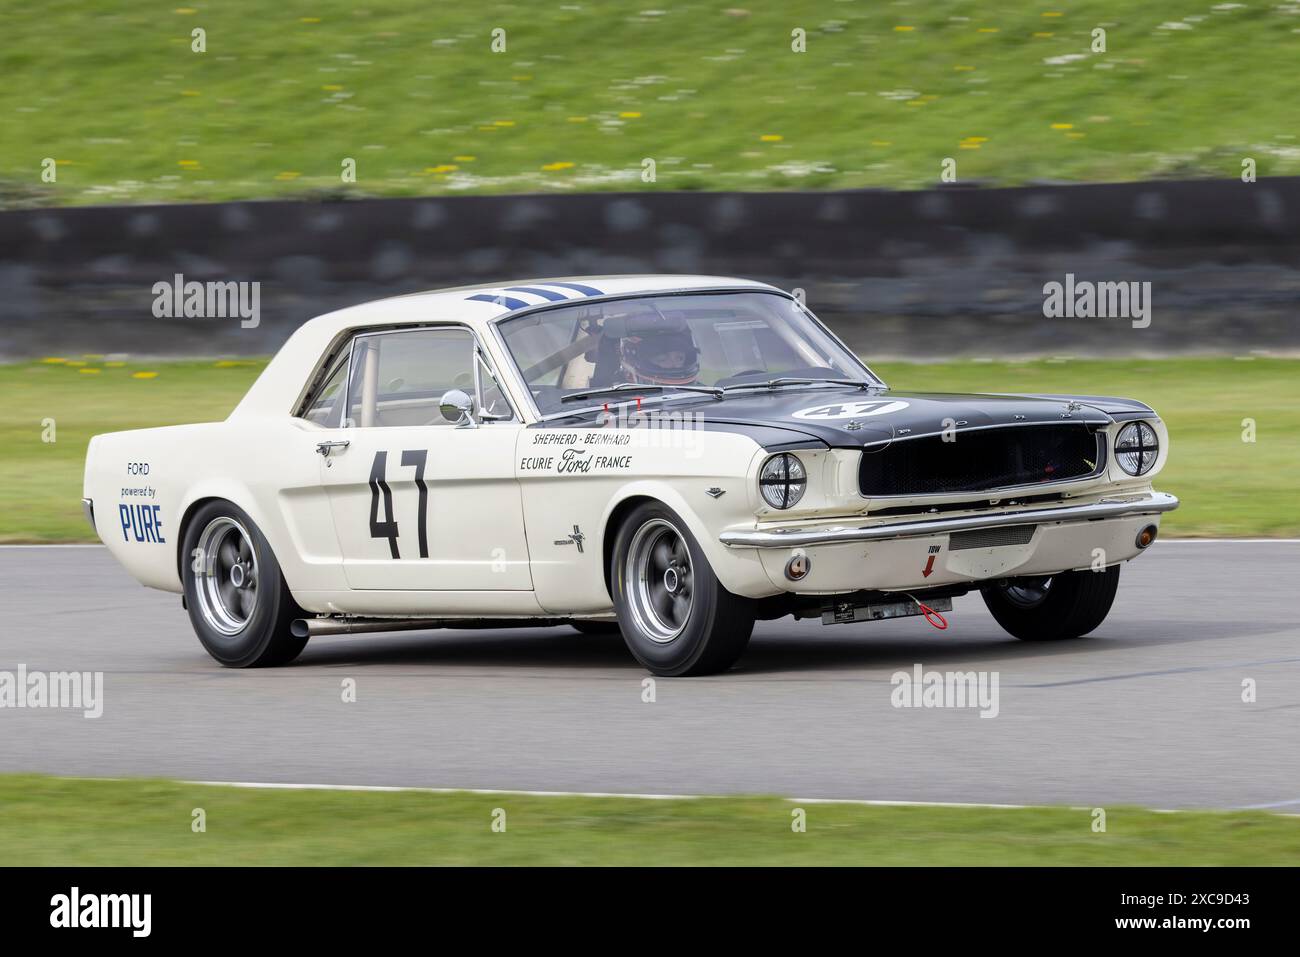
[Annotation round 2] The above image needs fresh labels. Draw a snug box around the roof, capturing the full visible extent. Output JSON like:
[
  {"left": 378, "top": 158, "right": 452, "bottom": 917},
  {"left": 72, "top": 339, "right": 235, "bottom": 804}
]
[
  {"left": 319, "top": 274, "right": 774, "bottom": 327},
  {"left": 230, "top": 275, "right": 780, "bottom": 420}
]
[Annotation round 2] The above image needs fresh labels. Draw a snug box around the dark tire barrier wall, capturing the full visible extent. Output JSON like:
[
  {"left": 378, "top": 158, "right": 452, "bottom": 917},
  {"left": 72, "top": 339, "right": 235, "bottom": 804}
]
[{"left": 2, "top": 178, "right": 1298, "bottom": 359}]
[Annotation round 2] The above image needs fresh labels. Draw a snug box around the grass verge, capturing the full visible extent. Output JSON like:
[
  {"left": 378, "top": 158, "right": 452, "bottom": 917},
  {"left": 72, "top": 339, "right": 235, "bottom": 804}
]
[
  {"left": 1, "top": 356, "right": 1295, "bottom": 542},
  {"left": 2, "top": 774, "right": 1296, "bottom": 866},
  {"left": 2, "top": 2, "right": 1294, "bottom": 205}
]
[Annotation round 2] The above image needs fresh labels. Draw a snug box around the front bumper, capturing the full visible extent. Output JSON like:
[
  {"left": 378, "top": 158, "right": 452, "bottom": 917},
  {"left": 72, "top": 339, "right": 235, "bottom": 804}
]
[
  {"left": 719, "top": 491, "right": 1179, "bottom": 595},
  {"left": 720, "top": 491, "right": 1179, "bottom": 548}
]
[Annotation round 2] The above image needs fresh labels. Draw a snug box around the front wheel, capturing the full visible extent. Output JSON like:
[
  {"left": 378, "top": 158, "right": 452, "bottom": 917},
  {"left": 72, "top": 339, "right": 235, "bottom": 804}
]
[
  {"left": 182, "top": 501, "right": 308, "bottom": 667},
  {"left": 980, "top": 565, "right": 1120, "bottom": 642},
  {"left": 611, "top": 502, "right": 754, "bottom": 676}
]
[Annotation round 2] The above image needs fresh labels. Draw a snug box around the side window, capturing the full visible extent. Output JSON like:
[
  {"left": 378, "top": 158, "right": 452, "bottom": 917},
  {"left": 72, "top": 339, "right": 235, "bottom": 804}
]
[
  {"left": 302, "top": 357, "right": 350, "bottom": 427},
  {"left": 346, "top": 328, "right": 476, "bottom": 428}
]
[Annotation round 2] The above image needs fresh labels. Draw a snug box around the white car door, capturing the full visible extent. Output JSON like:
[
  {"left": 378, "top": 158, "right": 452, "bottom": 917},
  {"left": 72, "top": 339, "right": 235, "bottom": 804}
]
[{"left": 312, "top": 325, "right": 532, "bottom": 592}]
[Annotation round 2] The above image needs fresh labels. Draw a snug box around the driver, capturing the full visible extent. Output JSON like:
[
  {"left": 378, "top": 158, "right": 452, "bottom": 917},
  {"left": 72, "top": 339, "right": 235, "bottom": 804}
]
[{"left": 617, "top": 325, "right": 701, "bottom": 386}]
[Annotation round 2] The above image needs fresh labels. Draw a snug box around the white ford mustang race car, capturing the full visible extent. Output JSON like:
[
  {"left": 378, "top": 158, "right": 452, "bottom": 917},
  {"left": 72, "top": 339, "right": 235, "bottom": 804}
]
[{"left": 84, "top": 275, "right": 1177, "bottom": 675}]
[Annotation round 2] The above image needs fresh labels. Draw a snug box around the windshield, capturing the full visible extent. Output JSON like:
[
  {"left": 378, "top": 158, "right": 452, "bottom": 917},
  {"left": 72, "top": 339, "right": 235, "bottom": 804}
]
[{"left": 496, "top": 291, "right": 875, "bottom": 415}]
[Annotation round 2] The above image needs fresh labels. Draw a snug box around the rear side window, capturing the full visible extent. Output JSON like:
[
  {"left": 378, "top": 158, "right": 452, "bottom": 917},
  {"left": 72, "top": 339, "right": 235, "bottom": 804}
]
[{"left": 302, "top": 357, "right": 349, "bottom": 427}]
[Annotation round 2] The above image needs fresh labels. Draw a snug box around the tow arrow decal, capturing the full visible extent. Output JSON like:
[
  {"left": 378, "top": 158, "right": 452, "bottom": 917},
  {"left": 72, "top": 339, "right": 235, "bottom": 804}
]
[{"left": 922, "top": 545, "right": 941, "bottom": 578}]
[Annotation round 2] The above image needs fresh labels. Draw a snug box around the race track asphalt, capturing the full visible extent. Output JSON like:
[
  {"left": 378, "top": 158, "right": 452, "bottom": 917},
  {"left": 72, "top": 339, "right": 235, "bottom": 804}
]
[{"left": 1, "top": 542, "right": 1297, "bottom": 810}]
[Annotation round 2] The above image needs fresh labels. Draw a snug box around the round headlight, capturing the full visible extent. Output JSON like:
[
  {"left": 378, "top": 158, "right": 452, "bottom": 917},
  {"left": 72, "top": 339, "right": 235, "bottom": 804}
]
[
  {"left": 759, "top": 453, "right": 807, "bottom": 509},
  {"left": 1115, "top": 421, "right": 1158, "bottom": 476}
]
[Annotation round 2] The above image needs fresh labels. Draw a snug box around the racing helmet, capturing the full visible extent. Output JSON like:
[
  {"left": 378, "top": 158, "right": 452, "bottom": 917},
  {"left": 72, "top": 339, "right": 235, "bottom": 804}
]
[{"left": 618, "top": 323, "right": 701, "bottom": 386}]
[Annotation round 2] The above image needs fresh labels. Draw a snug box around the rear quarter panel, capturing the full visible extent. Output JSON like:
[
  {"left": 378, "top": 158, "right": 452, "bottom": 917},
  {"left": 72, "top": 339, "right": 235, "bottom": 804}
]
[{"left": 84, "top": 418, "right": 345, "bottom": 595}]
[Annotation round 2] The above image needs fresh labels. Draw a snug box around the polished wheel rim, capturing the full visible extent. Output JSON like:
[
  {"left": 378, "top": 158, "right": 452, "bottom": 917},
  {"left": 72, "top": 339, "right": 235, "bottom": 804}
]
[
  {"left": 1002, "top": 576, "right": 1052, "bottom": 608},
  {"left": 195, "top": 517, "right": 258, "bottom": 636},
  {"left": 626, "top": 518, "right": 693, "bottom": 644}
]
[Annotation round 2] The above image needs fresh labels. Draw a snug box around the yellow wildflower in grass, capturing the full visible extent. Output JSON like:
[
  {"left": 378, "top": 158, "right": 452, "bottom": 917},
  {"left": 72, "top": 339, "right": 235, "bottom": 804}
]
[
  {"left": 894, "top": 26, "right": 915, "bottom": 32},
  {"left": 619, "top": 111, "right": 642, "bottom": 119},
  {"left": 1050, "top": 123, "right": 1073, "bottom": 130},
  {"left": 178, "top": 160, "right": 200, "bottom": 168},
  {"left": 512, "top": 75, "right": 533, "bottom": 82},
  {"left": 322, "top": 84, "right": 343, "bottom": 92},
  {"left": 541, "top": 161, "right": 575, "bottom": 171},
  {"left": 493, "top": 120, "right": 516, "bottom": 127},
  {"left": 1042, "top": 11, "right": 1063, "bottom": 17},
  {"left": 453, "top": 155, "right": 476, "bottom": 162},
  {"left": 760, "top": 134, "right": 783, "bottom": 142},
  {"left": 132, "top": 372, "right": 158, "bottom": 380},
  {"left": 300, "top": 17, "right": 321, "bottom": 24},
  {"left": 40, "top": 358, "right": 67, "bottom": 364},
  {"left": 79, "top": 368, "right": 101, "bottom": 375},
  {"left": 425, "top": 165, "right": 459, "bottom": 174},
  {"left": 567, "top": 116, "right": 588, "bottom": 123},
  {"left": 274, "top": 171, "right": 301, "bottom": 180}
]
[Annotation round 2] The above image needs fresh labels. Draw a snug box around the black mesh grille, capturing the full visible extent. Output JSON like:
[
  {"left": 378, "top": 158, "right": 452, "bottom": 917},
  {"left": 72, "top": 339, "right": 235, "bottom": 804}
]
[
  {"left": 949, "top": 525, "right": 1037, "bottom": 551},
  {"left": 859, "top": 425, "right": 1102, "bottom": 497}
]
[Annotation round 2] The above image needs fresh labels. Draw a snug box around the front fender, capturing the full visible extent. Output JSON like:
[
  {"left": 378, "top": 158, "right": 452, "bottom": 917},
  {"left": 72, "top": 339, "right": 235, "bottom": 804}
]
[{"left": 597, "top": 479, "right": 779, "bottom": 603}]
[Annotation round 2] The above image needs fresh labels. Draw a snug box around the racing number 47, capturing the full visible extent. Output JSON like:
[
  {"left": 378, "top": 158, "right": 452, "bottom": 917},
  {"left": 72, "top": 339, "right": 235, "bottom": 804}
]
[{"left": 368, "top": 449, "right": 429, "bottom": 559}]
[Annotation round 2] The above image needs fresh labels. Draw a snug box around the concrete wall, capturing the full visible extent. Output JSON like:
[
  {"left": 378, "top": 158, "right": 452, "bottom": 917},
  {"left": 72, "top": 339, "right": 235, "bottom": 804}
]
[{"left": 2, "top": 178, "right": 1298, "bottom": 360}]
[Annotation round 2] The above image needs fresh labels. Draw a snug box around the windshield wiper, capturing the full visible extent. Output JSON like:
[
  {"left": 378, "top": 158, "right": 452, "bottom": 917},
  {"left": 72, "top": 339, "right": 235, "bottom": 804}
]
[
  {"left": 721, "top": 377, "right": 875, "bottom": 394},
  {"left": 560, "top": 382, "right": 725, "bottom": 403}
]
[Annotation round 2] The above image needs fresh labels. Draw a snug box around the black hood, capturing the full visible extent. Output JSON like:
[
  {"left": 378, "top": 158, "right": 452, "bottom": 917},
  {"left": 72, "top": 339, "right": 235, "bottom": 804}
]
[{"left": 541, "top": 386, "right": 1129, "bottom": 450}]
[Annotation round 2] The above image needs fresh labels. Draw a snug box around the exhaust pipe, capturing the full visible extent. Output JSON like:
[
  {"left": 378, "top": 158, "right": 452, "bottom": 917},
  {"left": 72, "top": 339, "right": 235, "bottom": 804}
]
[{"left": 291, "top": 617, "right": 457, "bottom": 639}]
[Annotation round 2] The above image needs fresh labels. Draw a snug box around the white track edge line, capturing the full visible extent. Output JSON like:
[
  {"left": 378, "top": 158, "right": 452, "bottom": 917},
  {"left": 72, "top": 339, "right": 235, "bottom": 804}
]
[{"left": 179, "top": 779, "right": 1300, "bottom": 816}]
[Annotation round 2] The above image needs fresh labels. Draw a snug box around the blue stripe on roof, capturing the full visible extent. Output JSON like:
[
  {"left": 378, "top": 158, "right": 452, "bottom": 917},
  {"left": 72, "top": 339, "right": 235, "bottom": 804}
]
[
  {"left": 539, "top": 281, "right": 604, "bottom": 296},
  {"left": 504, "top": 285, "right": 569, "bottom": 301},
  {"left": 467, "top": 293, "right": 530, "bottom": 310}
]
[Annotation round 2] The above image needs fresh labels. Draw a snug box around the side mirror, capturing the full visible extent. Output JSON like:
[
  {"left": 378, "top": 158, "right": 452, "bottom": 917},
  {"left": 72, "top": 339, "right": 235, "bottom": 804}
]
[{"left": 439, "top": 389, "right": 477, "bottom": 428}]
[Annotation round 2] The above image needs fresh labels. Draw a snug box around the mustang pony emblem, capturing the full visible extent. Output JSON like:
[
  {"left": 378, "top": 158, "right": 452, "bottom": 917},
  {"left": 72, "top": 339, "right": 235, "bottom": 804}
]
[{"left": 554, "top": 525, "right": 586, "bottom": 553}]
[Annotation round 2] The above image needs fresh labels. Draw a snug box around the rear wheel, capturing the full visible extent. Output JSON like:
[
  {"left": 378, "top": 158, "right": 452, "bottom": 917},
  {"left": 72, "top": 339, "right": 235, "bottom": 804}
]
[
  {"left": 611, "top": 502, "right": 754, "bottom": 676},
  {"left": 980, "top": 565, "right": 1120, "bottom": 642},
  {"left": 182, "top": 501, "right": 308, "bottom": 667}
]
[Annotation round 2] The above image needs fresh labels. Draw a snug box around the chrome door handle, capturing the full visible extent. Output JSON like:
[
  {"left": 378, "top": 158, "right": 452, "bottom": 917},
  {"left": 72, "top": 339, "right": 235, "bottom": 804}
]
[{"left": 316, "top": 440, "right": 350, "bottom": 457}]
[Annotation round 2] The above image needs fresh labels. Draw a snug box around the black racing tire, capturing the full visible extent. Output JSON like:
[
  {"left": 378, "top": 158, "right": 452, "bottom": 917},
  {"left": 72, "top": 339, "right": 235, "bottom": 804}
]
[
  {"left": 611, "top": 501, "right": 755, "bottom": 676},
  {"left": 980, "top": 565, "right": 1120, "bottom": 642},
  {"left": 181, "top": 500, "right": 309, "bottom": 668},
  {"left": 570, "top": 620, "right": 622, "bottom": 636}
]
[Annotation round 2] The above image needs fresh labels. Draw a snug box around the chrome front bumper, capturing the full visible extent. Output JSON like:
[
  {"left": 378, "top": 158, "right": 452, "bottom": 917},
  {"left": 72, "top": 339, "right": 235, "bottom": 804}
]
[{"left": 719, "top": 492, "right": 1179, "bottom": 548}]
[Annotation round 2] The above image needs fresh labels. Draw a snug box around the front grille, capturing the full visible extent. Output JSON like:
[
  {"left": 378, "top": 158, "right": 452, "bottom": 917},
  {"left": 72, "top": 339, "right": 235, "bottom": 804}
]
[
  {"left": 949, "top": 525, "right": 1037, "bottom": 551},
  {"left": 859, "top": 424, "right": 1102, "bottom": 497}
]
